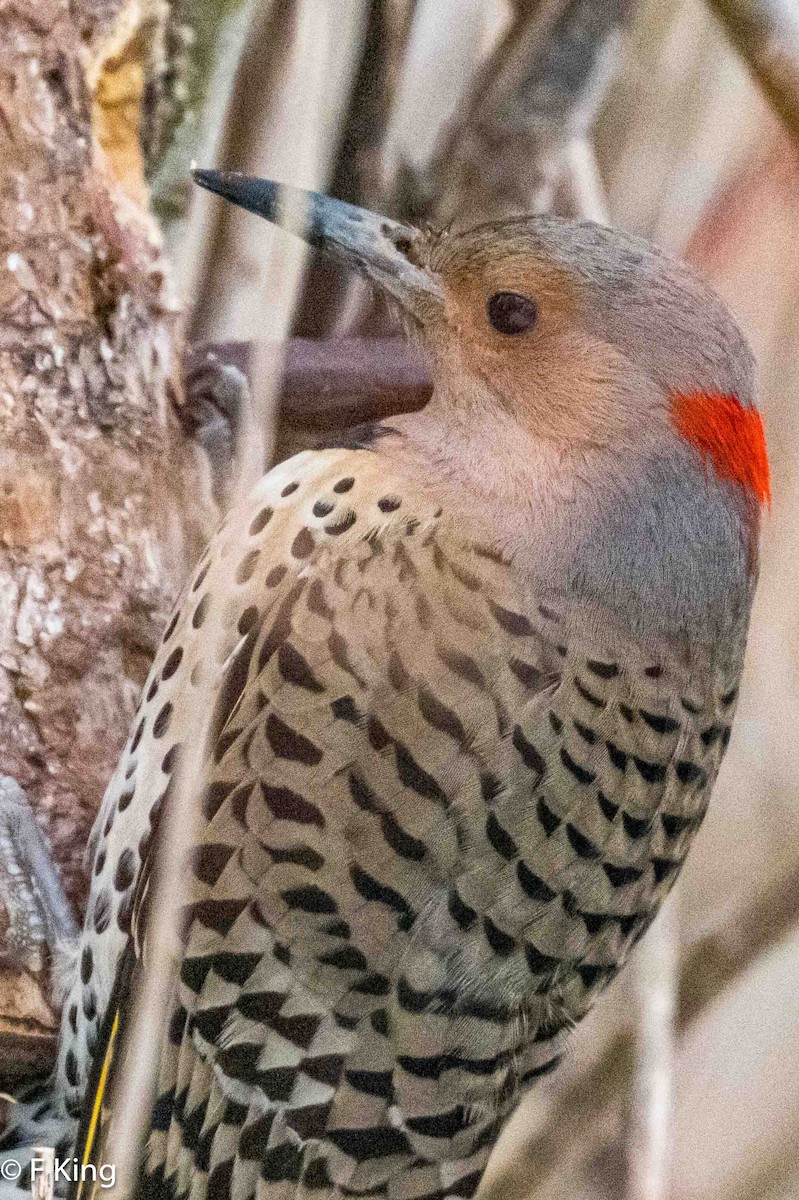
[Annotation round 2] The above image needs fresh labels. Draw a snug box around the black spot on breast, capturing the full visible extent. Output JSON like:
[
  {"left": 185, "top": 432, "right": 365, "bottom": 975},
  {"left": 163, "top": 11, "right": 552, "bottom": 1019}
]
[
  {"left": 92, "top": 889, "right": 111, "bottom": 933},
  {"left": 238, "top": 605, "right": 259, "bottom": 635},
  {"left": 327, "top": 1125, "right": 409, "bottom": 1161},
  {"left": 448, "top": 887, "right": 477, "bottom": 929},
  {"left": 378, "top": 496, "right": 401, "bottom": 512},
  {"left": 161, "top": 646, "right": 183, "bottom": 679},
  {"left": 573, "top": 719, "right": 596, "bottom": 744},
  {"left": 561, "top": 747, "right": 596, "bottom": 785},
  {"left": 249, "top": 507, "right": 273, "bottom": 535},
  {"left": 162, "top": 610, "right": 179, "bottom": 642},
  {"left": 675, "top": 760, "right": 705, "bottom": 784},
  {"left": 281, "top": 481, "right": 299, "bottom": 497},
  {"left": 266, "top": 714, "right": 323, "bottom": 765},
  {"left": 622, "top": 812, "right": 650, "bottom": 839},
  {"left": 549, "top": 711, "right": 564, "bottom": 734},
  {"left": 575, "top": 677, "right": 605, "bottom": 708},
  {"left": 64, "top": 1049, "right": 79, "bottom": 1087},
  {"left": 291, "top": 528, "right": 315, "bottom": 558},
  {"left": 278, "top": 642, "right": 324, "bottom": 692},
  {"left": 514, "top": 726, "right": 545, "bottom": 777},
  {"left": 486, "top": 811, "right": 517, "bottom": 860},
  {"left": 517, "top": 860, "right": 556, "bottom": 900},
  {"left": 344, "top": 1068, "right": 392, "bottom": 1098},
  {"left": 661, "top": 812, "right": 693, "bottom": 838},
  {"left": 701, "top": 724, "right": 726, "bottom": 746},
  {"left": 484, "top": 916, "right": 515, "bottom": 956},
  {"left": 130, "top": 717, "right": 145, "bottom": 753},
  {"left": 192, "top": 561, "right": 210, "bottom": 592},
  {"left": 114, "top": 847, "right": 136, "bottom": 892},
  {"left": 116, "top": 783, "right": 134, "bottom": 813},
  {"left": 587, "top": 660, "right": 618, "bottom": 679},
  {"left": 405, "top": 1106, "right": 470, "bottom": 1140},
  {"left": 566, "top": 824, "right": 601, "bottom": 859},
  {"left": 652, "top": 857, "right": 680, "bottom": 884},
  {"left": 606, "top": 741, "right": 628, "bottom": 771},
  {"left": 351, "top": 864, "right": 414, "bottom": 922},
  {"left": 236, "top": 549, "right": 260, "bottom": 584},
  {"left": 640, "top": 710, "right": 680, "bottom": 734},
  {"left": 382, "top": 812, "right": 426, "bottom": 861},
  {"left": 576, "top": 963, "right": 607, "bottom": 988},
  {"left": 325, "top": 511, "right": 356, "bottom": 535},
  {"left": 331, "top": 695, "right": 362, "bottom": 723},
  {"left": 491, "top": 602, "right": 533, "bottom": 636},
  {"left": 319, "top": 945, "right": 368, "bottom": 972},
  {"left": 152, "top": 702, "right": 173, "bottom": 739},
  {"left": 80, "top": 944, "right": 93, "bottom": 984},
  {"left": 598, "top": 791, "right": 618, "bottom": 821},
  {"left": 537, "top": 797, "right": 561, "bottom": 836},
  {"left": 395, "top": 741, "right": 447, "bottom": 802},
  {"left": 721, "top": 686, "right": 738, "bottom": 707},
  {"left": 261, "top": 783, "right": 325, "bottom": 828},
  {"left": 332, "top": 476, "right": 354, "bottom": 493},
  {"left": 603, "top": 862, "right": 643, "bottom": 887},
  {"left": 94, "top": 847, "right": 106, "bottom": 876},
  {"left": 192, "top": 594, "right": 209, "bottom": 628},
  {"left": 282, "top": 885, "right": 337, "bottom": 914},
  {"left": 193, "top": 843, "right": 235, "bottom": 886},
  {"left": 634, "top": 756, "right": 666, "bottom": 783},
  {"left": 146, "top": 678, "right": 158, "bottom": 701},
  {"left": 265, "top": 564, "right": 288, "bottom": 587},
  {"left": 524, "top": 943, "right": 561, "bottom": 976},
  {"left": 419, "top": 687, "right": 468, "bottom": 745},
  {"left": 353, "top": 973, "right": 391, "bottom": 996},
  {"left": 312, "top": 499, "right": 334, "bottom": 518},
  {"left": 645, "top": 664, "right": 663, "bottom": 679}
]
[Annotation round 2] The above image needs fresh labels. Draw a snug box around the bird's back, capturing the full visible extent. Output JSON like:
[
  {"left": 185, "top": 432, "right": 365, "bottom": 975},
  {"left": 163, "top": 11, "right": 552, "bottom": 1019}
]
[{"left": 61, "top": 447, "right": 740, "bottom": 1200}]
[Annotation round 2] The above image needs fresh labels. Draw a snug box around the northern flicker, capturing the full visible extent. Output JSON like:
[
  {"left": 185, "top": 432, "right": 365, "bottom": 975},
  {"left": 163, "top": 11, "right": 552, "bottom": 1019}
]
[{"left": 12, "top": 174, "right": 770, "bottom": 1200}]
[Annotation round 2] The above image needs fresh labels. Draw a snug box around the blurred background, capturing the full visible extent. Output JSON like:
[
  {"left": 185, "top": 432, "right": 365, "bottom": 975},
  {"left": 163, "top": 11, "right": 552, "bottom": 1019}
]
[
  {"left": 2, "top": 0, "right": 799, "bottom": 1197},
  {"left": 163, "top": 4, "right": 799, "bottom": 1197}
]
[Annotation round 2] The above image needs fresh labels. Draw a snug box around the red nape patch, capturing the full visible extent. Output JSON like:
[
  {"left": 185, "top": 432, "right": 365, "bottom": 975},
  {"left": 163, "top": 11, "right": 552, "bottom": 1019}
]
[{"left": 672, "top": 391, "right": 771, "bottom": 506}]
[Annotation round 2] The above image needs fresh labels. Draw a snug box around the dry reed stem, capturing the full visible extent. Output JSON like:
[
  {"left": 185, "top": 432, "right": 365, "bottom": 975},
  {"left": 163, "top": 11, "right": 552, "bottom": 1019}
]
[{"left": 709, "top": 0, "right": 799, "bottom": 147}]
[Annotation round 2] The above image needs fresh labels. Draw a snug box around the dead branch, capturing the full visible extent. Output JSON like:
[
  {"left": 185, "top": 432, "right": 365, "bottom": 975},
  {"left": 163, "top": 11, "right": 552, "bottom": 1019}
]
[
  {"left": 709, "top": 0, "right": 799, "bottom": 146},
  {"left": 421, "top": 0, "right": 635, "bottom": 225}
]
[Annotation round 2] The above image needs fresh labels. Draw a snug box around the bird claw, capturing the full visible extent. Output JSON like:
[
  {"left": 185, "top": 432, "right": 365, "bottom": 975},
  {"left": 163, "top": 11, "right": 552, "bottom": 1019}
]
[{"left": 0, "top": 777, "right": 78, "bottom": 972}]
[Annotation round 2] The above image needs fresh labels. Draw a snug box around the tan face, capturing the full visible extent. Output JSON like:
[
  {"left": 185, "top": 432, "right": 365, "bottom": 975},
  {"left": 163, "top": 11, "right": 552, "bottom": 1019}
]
[{"left": 422, "top": 244, "right": 659, "bottom": 449}]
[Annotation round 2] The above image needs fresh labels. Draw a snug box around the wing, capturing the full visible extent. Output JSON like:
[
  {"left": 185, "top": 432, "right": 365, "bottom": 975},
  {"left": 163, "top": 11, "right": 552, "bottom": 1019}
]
[{"left": 68, "top": 446, "right": 734, "bottom": 1200}]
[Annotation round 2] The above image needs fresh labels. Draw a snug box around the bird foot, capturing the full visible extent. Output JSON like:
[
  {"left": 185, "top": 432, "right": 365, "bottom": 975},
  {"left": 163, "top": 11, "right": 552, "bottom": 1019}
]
[{"left": 0, "top": 777, "right": 78, "bottom": 974}]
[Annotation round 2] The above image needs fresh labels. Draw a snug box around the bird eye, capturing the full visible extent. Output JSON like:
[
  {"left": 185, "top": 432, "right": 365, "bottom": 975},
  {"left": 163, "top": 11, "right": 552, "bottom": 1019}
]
[{"left": 487, "top": 291, "right": 537, "bottom": 336}]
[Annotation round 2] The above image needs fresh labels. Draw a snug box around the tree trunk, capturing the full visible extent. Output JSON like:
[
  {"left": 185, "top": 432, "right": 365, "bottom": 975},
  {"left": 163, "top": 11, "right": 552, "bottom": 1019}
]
[{"left": 0, "top": 0, "right": 218, "bottom": 1078}]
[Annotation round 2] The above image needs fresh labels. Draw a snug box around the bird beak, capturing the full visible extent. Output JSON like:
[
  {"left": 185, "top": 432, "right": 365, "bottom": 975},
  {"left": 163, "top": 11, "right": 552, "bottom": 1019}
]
[{"left": 192, "top": 170, "right": 444, "bottom": 326}]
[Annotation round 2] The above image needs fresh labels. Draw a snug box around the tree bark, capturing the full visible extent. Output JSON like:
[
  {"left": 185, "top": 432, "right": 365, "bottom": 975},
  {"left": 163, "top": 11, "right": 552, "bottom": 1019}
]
[{"left": 0, "top": 0, "right": 218, "bottom": 1076}]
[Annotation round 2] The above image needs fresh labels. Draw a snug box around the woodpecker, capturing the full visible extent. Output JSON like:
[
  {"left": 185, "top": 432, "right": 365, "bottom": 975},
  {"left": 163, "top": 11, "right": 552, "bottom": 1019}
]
[{"left": 33, "top": 174, "right": 770, "bottom": 1199}]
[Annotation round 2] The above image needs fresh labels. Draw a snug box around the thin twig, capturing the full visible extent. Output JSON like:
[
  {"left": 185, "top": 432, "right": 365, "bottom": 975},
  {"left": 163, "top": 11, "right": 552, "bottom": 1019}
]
[
  {"left": 709, "top": 0, "right": 799, "bottom": 148},
  {"left": 422, "top": 0, "right": 635, "bottom": 225},
  {"left": 627, "top": 904, "right": 677, "bottom": 1200}
]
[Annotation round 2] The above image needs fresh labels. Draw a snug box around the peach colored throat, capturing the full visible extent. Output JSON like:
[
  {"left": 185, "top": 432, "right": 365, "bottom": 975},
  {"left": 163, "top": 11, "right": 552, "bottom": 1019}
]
[{"left": 672, "top": 390, "right": 771, "bottom": 506}]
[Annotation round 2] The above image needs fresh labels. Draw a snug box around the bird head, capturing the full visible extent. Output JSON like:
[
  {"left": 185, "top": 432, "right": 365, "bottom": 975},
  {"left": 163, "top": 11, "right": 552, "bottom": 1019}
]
[
  {"left": 193, "top": 171, "right": 768, "bottom": 638},
  {"left": 193, "top": 170, "right": 768, "bottom": 512}
]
